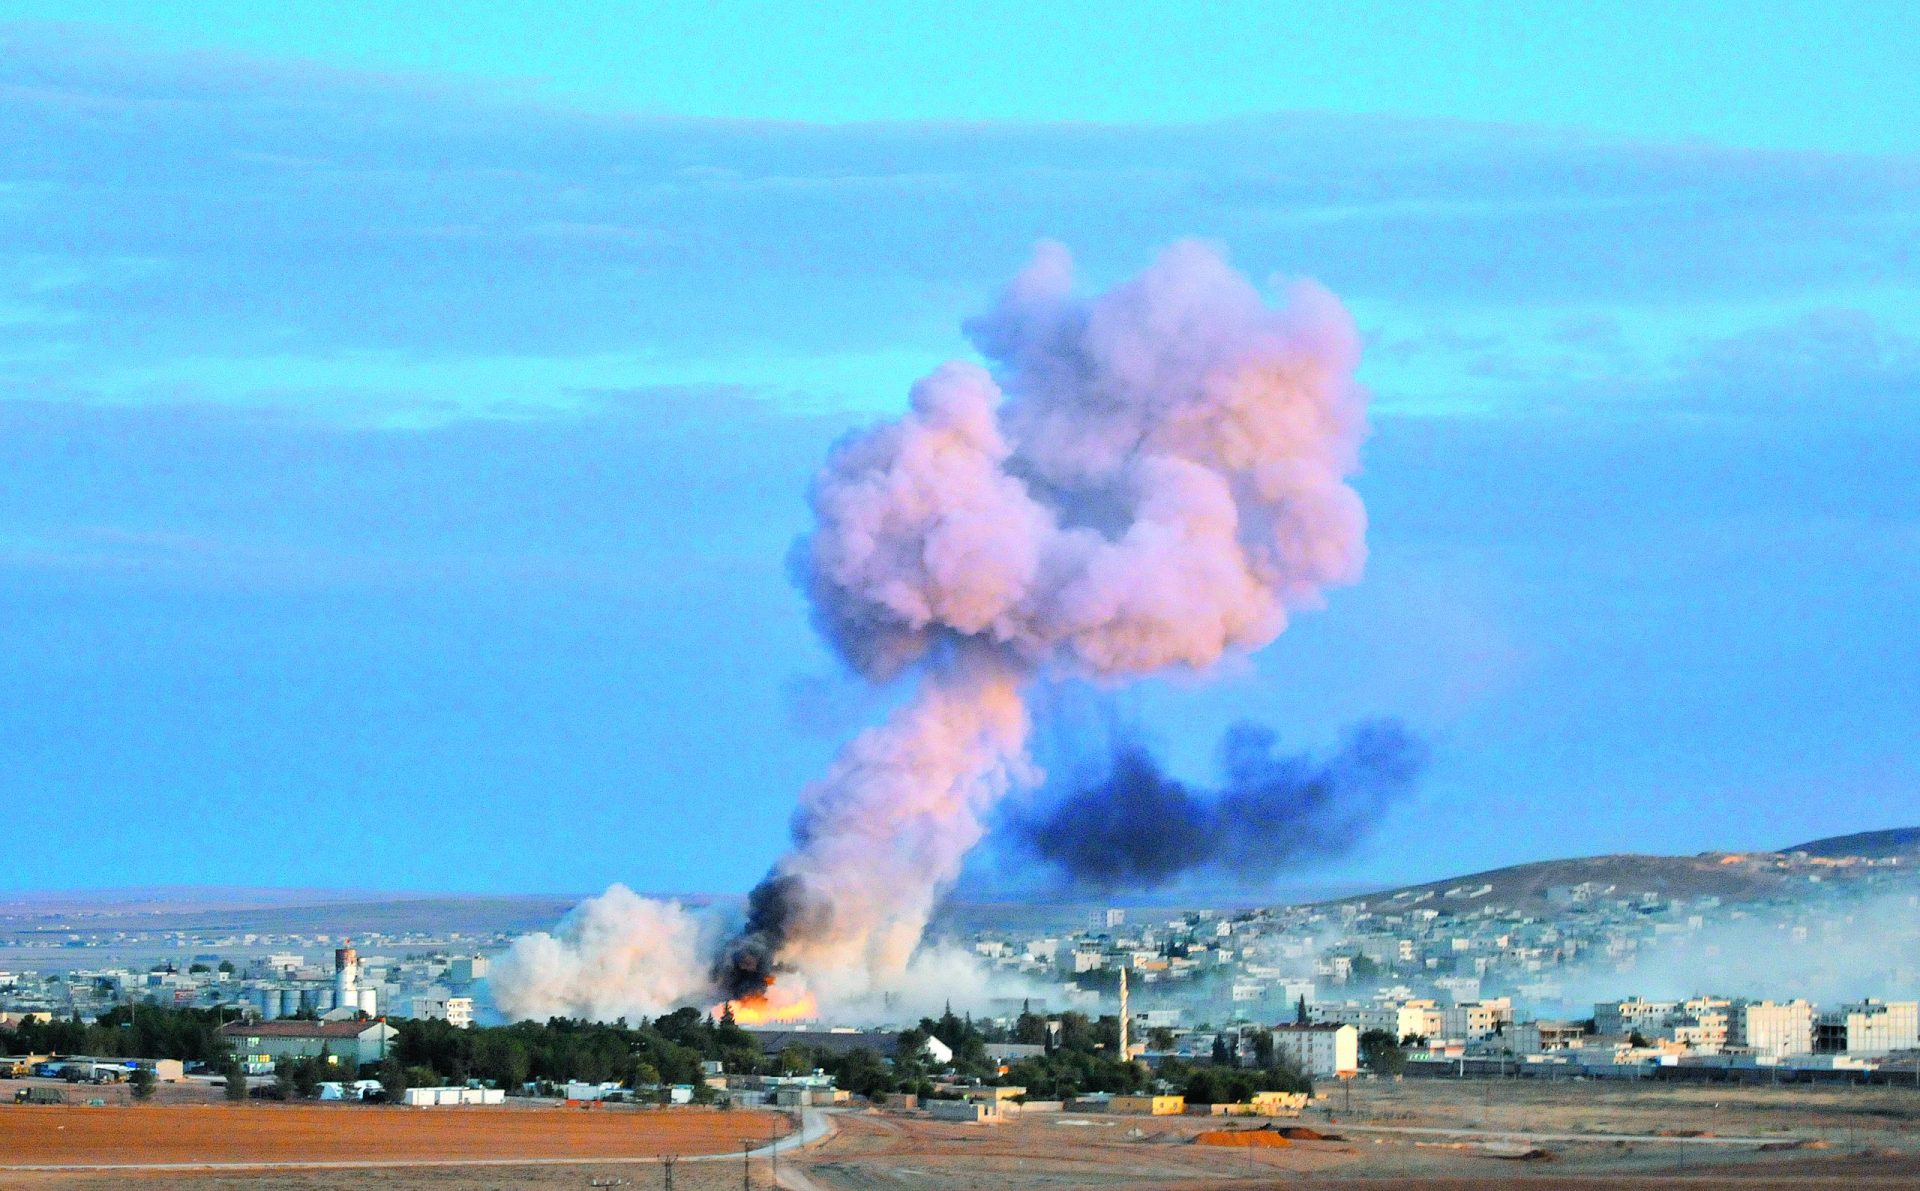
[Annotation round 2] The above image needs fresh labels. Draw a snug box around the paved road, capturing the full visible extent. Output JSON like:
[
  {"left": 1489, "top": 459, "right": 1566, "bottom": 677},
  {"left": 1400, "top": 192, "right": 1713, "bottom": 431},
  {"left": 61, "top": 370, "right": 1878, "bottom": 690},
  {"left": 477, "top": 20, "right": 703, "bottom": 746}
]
[
  {"left": 1335, "top": 1122, "right": 1805, "bottom": 1146},
  {"left": 768, "top": 1109, "right": 839, "bottom": 1191}
]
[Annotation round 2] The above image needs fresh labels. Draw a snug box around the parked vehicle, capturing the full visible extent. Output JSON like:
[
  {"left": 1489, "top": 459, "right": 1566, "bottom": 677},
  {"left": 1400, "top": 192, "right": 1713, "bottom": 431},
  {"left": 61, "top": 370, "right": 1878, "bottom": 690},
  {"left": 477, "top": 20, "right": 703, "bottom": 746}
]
[{"left": 13, "top": 1087, "right": 65, "bottom": 1105}]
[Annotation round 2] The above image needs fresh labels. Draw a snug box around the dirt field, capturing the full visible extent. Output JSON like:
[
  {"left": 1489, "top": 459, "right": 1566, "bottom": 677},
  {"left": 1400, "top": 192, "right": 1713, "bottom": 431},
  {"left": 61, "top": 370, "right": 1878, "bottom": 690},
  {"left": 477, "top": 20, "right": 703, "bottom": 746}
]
[
  {"left": 6, "top": 1080, "right": 1920, "bottom": 1190},
  {"left": 0, "top": 1102, "right": 790, "bottom": 1188},
  {"left": 775, "top": 1078, "right": 1920, "bottom": 1191}
]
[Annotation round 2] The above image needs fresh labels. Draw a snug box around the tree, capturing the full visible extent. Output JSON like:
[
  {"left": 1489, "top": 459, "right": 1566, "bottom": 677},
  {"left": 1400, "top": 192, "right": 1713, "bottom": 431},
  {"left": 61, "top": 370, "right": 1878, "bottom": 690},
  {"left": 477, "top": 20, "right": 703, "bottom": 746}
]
[
  {"left": 290, "top": 1056, "right": 324, "bottom": 1100},
  {"left": 831, "top": 1048, "right": 891, "bottom": 1099},
  {"left": 1012, "top": 1003, "right": 1050, "bottom": 1047},
  {"left": 224, "top": 1057, "right": 250, "bottom": 1102},
  {"left": 1248, "top": 1029, "right": 1275, "bottom": 1069},
  {"left": 1358, "top": 1028, "right": 1406, "bottom": 1075},
  {"left": 1211, "top": 1034, "right": 1235, "bottom": 1066},
  {"left": 1147, "top": 1027, "right": 1176, "bottom": 1052},
  {"left": 129, "top": 1065, "right": 157, "bottom": 1102},
  {"left": 378, "top": 1056, "right": 408, "bottom": 1103}
]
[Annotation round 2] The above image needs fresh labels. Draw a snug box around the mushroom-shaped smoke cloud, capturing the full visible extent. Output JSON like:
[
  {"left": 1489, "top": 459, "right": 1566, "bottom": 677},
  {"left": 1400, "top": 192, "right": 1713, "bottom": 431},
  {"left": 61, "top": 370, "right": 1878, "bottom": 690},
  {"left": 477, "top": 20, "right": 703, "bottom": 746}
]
[{"left": 493, "top": 240, "right": 1374, "bottom": 1022}]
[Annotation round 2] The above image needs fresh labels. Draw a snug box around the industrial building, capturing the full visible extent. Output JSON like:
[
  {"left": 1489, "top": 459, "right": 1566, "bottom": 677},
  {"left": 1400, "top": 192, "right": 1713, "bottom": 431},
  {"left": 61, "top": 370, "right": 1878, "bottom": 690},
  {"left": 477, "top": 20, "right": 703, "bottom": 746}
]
[
  {"left": 249, "top": 943, "right": 379, "bottom": 1021},
  {"left": 217, "top": 1018, "right": 398, "bottom": 1070}
]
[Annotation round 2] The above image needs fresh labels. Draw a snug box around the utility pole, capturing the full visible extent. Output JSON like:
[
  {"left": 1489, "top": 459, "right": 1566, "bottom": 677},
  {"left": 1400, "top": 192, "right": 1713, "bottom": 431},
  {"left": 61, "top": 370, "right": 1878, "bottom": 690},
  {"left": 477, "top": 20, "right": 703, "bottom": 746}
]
[
  {"left": 742, "top": 1138, "right": 752, "bottom": 1190},
  {"left": 770, "top": 1115, "right": 778, "bottom": 1187},
  {"left": 661, "top": 1153, "right": 676, "bottom": 1191}
]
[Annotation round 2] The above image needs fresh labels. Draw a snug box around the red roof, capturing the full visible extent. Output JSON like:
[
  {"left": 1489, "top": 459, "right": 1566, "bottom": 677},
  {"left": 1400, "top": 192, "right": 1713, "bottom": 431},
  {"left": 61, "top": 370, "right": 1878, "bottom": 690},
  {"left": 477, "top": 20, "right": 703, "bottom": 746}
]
[{"left": 219, "top": 1020, "right": 383, "bottom": 1039}]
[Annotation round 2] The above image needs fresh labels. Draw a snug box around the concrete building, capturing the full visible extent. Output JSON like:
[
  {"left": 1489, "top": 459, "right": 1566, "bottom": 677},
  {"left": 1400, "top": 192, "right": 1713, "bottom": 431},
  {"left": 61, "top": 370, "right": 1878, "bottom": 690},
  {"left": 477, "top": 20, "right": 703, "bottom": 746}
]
[
  {"left": 1816, "top": 1000, "right": 1920, "bottom": 1056},
  {"left": 447, "top": 956, "right": 490, "bottom": 985},
  {"left": 1729, "top": 1000, "right": 1813, "bottom": 1059},
  {"left": 1441, "top": 999, "right": 1513, "bottom": 1041},
  {"left": 1509, "top": 1020, "right": 1587, "bottom": 1055},
  {"left": 328, "top": 944, "right": 377, "bottom": 1019},
  {"left": 1270, "top": 1022, "right": 1358, "bottom": 1078},
  {"left": 1595, "top": 998, "right": 1677, "bottom": 1037},
  {"left": 409, "top": 995, "right": 474, "bottom": 1028},
  {"left": 218, "top": 1019, "right": 398, "bottom": 1070},
  {"left": 928, "top": 1098, "right": 1001, "bottom": 1123},
  {"left": 1111, "top": 1094, "right": 1185, "bottom": 1115}
]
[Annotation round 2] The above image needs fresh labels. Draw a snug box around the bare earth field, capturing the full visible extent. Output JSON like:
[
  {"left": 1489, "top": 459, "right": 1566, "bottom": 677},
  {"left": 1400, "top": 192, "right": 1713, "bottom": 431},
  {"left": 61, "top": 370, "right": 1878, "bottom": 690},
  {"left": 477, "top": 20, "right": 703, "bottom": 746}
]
[
  {"left": 780, "top": 1079, "right": 1920, "bottom": 1191},
  {"left": 0, "top": 1103, "right": 791, "bottom": 1190},
  {"left": 3, "top": 1080, "right": 1920, "bottom": 1189}
]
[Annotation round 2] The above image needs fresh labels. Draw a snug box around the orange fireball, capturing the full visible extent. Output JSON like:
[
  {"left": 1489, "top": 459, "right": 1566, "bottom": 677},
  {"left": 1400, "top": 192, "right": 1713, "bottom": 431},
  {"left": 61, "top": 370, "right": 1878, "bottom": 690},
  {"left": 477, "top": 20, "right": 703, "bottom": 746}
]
[{"left": 717, "top": 981, "right": 818, "bottom": 1025}]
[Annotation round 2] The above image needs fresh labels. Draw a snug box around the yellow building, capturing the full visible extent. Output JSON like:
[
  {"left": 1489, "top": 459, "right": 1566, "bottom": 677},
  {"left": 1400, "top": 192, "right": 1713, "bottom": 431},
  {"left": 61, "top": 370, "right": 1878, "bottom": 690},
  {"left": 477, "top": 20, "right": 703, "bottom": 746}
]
[{"left": 1111, "top": 1094, "right": 1185, "bottom": 1115}]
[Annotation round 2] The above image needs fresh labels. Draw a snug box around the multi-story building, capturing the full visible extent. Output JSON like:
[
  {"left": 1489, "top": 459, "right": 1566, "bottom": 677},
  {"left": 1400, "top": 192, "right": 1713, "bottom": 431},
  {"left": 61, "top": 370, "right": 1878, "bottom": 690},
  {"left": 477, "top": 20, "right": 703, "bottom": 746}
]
[
  {"left": 1729, "top": 1000, "right": 1813, "bottom": 1059},
  {"left": 409, "top": 995, "right": 475, "bottom": 1028},
  {"left": 1815, "top": 1000, "right": 1920, "bottom": 1055},
  {"left": 1269, "top": 1022, "right": 1359, "bottom": 1078},
  {"left": 1594, "top": 998, "right": 1677, "bottom": 1037},
  {"left": 1442, "top": 998, "right": 1513, "bottom": 1041}
]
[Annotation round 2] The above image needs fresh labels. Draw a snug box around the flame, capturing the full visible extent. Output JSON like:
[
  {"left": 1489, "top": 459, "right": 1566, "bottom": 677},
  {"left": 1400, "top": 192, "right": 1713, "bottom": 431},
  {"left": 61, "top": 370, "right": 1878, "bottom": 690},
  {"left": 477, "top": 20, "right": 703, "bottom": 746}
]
[{"left": 718, "top": 981, "right": 818, "bottom": 1026}]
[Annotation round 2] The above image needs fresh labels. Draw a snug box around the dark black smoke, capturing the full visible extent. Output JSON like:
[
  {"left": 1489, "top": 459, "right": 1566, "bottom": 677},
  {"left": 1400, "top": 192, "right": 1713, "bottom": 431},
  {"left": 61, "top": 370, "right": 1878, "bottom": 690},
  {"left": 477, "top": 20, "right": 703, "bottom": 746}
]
[
  {"left": 1019, "top": 718, "right": 1426, "bottom": 891},
  {"left": 711, "top": 872, "right": 821, "bottom": 1001}
]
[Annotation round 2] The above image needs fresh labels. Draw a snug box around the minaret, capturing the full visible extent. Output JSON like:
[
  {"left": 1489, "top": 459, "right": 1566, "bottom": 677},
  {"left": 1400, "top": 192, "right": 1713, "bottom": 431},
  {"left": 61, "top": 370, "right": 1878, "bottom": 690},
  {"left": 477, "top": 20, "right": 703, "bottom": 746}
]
[{"left": 1118, "top": 965, "right": 1130, "bottom": 1060}]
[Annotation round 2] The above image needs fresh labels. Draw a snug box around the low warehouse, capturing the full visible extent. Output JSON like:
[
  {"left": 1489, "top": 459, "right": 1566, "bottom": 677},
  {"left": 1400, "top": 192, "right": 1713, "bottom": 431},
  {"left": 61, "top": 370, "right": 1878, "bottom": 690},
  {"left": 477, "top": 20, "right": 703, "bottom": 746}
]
[
  {"left": 402, "top": 1086, "right": 505, "bottom": 1106},
  {"left": 926, "top": 1099, "right": 1000, "bottom": 1123}
]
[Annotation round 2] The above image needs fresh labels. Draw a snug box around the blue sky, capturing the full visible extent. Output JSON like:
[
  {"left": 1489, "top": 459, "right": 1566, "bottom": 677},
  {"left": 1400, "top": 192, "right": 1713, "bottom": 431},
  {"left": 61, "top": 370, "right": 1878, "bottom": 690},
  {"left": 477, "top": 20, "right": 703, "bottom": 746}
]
[{"left": 1, "top": 6, "right": 1915, "bottom": 894}]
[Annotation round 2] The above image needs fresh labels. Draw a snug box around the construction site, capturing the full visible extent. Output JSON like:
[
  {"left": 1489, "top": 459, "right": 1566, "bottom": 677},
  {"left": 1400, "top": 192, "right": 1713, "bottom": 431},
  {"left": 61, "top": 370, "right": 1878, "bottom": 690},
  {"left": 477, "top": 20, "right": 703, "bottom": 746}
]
[{"left": 4, "top": 1078, "right": 1920, "bottom": 1189}]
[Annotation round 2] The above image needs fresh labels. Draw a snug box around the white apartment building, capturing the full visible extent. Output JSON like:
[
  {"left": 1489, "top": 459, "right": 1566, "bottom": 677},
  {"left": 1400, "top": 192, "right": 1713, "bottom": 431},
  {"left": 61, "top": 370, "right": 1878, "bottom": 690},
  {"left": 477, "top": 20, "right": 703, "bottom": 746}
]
[
  {"left": 409, "top": 995, "right": 475, "bottom": 1028},
  {"left": 1729, "top": 1000, "right": 1814, "bottom": 1059},
  {"left": 1270, "top": 1022, "right": 1359, "bottom": 1078},
  {"left": 1313, "top": 998, "right": 1436, "bottom": 1037},
  {"left": 1816, "top": 1000, "right": 1920, "bottom": 1056}
]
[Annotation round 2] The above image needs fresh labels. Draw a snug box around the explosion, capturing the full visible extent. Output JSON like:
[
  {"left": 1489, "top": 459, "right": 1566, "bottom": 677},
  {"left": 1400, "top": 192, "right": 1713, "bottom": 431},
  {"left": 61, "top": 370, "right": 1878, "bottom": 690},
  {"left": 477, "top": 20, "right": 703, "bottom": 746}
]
[
  {"left": 493, "top": 239, "right": 1375, "bottom": 1022},
  {"left": 721, "top": 982, "right": 820, "bottom": 1026}
]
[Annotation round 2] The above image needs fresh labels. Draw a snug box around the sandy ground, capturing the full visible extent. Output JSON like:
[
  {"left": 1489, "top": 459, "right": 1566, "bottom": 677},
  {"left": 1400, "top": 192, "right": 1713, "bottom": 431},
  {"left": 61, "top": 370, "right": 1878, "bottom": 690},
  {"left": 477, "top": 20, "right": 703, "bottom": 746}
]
[
  {"left": 5, "top": 1079, "right": 1920, "bottom": 1189},
  {"left": 777, "top": 1078, "right": 1920, "bottom": 1191},
  {"left": 0, "top": 1101, "right": 790, "bottom": 1188}
]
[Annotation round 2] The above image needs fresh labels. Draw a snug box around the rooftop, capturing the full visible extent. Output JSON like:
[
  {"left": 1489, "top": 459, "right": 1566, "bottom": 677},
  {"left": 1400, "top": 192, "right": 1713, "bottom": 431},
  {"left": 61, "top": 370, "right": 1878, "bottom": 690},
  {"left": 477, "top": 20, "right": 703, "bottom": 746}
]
[{"left": 218, "top": 1020, "right": 385, "bottom": 1039}]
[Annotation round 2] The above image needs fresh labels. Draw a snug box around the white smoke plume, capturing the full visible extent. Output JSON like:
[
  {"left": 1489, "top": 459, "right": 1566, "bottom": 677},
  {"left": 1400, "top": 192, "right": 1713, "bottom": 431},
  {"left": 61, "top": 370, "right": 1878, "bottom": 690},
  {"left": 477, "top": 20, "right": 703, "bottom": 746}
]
[{"left": 493, "top": 239, "right": 1373, "bottom": 1022}]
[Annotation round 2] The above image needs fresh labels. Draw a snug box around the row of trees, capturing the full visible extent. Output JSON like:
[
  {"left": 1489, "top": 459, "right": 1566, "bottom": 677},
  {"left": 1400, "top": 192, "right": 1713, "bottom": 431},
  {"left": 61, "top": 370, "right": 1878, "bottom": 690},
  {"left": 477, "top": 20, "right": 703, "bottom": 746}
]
[
  {"left": 387, "top": 1007, "right": 766, "bottom": 1090},
  {"left": 2, "top": 1005, "right": 234, "bottom": 1063},
  {"left": 8, "top": 1002, "right": 1321, "bottom": 1104}
]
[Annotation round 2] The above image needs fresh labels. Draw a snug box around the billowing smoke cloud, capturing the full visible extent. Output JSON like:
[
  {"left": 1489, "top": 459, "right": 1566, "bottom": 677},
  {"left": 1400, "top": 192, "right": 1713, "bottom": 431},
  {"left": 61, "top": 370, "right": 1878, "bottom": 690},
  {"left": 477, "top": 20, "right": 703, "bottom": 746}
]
[
  {"left": 494, "top": 239, "right": 1375, "bottom": 1021},
  {"left": 1016, "top": 718, "right": 1426, "bottom": 892}
]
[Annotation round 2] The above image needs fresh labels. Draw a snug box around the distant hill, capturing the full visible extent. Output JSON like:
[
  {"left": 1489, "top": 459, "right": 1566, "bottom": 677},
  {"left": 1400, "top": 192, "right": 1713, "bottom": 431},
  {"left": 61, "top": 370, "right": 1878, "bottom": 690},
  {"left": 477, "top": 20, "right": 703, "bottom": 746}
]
[
  {"left": 1783, "top": 826, "right": 1920, "bottom": 860},
  {"left": 1321, "top": 832, "right": 1919, "bottom": 917},
  {"left": 1323, "top": 852, "right": 1798, "bottom": 916}
]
